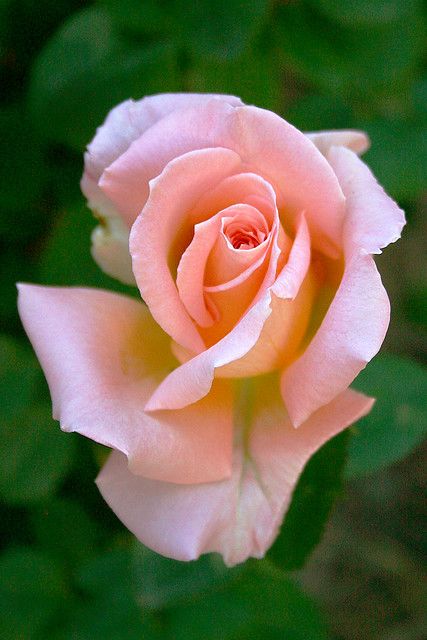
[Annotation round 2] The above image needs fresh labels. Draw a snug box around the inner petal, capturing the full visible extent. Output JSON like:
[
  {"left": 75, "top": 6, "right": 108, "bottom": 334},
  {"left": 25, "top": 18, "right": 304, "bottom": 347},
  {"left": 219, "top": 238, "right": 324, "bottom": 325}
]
[
  {"left": 205, "top": 204, "right": 271, "bottom": 288},
  {"left": 222, "top": 207, "right": 269, "bottom": 250},
  {"left": 177, "top": 204, "right": 272, "bottom": 329}
]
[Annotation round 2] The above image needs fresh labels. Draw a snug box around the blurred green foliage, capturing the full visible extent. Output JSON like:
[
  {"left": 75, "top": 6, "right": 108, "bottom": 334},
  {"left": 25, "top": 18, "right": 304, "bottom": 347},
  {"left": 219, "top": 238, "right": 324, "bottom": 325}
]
[{"left": 0, "top": 0, "right": 426, "bottom": 638}]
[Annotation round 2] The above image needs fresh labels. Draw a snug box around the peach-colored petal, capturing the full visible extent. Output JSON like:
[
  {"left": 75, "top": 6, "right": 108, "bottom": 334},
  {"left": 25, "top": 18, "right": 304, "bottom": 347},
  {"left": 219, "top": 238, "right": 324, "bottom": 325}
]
[
  {"left": 176, "top": 204, "right": 271, "bottom": 328},
  {"left": 130, "top": 147, "right": 243, "bottom": 354},
  {"left": 97, "top": 383, "right": 373, "bottom": 566},
  {"left": 100, "top": 101, "right": 345, "bottom": 256},
  {"left": 218, "top": 214, "right": 313, "bottom": 377},
  {"left": 145, "top": 216, "right": 310, "bottom": 408},
  {"left": 306, "top": 130, "right": 370, "bottom": 156},
  {"left": 17, "top": 284, "right": 233, "bottom": 484},
  {"left": 231, "top": 106, "right": 345, "bottom": 257},
  {"left": 281, "top": 251, "right": 390, "bottom": 427},
  {"left": 328, "top": 145, "right": 406, "bottom": 256},
  {"left": 176, "top": 214, "right": 223, "bottom": 327}
]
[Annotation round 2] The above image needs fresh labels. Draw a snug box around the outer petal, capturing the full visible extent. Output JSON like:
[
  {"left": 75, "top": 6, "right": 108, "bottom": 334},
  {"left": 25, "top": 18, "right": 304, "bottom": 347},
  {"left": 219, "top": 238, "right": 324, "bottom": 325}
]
[
  {"left": 306, "top": 130, "right": 370, "bottom": 156},
  {"left": 17, "top": 284, "right": 232, "bottom": 484},
  {"left": 130, "top": 147, "right": 243, "bottom": 354},
  {"left": 96, "top": 383, "right": 373, "bottom": 566},
  {"left": 328, "top": 145, "right": 406, "bottom": 256},
  {"left": 83, "top": 93, "right": 243, "bottom": 190},
  {"left": 82, "top": 93, "right": 242, "bottom": 281},
  {"left": 280, "top": 147, "right": 405, "bottom": 427},
  {"left": 100, "top": 101, "right": 345, "bottom": 256},
  {"left": 281, "top": 252, "right": 390, "bottom": 427}
]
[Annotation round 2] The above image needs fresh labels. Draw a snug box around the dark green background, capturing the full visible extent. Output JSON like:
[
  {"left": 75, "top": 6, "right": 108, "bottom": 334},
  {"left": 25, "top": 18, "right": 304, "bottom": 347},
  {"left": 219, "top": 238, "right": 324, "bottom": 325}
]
[{"left": 1, "top": 1, "right": 426, "bottom": 638}]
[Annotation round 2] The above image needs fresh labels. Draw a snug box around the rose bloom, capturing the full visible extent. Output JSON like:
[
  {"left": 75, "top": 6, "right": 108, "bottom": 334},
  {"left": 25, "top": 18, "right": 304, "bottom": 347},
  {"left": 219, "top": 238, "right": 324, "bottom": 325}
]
[{"left": 18, "top": 93, "right": 405, "bottom": 566}]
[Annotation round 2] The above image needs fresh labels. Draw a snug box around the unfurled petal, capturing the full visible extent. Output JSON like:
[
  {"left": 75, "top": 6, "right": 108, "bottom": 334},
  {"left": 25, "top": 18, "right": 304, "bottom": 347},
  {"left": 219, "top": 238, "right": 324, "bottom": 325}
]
[
  {"left": 281, "top": 252, "right": 390, "bottom": 427},
  {"left": 307, "top": 130, "right": 370, "bottom": 156},
  {"left": 130, "top": 147, "right": 242, "bottom": 354},
  {"left": 17, "top": 284, "right": 233, "bottom": 484},
  {"left": 328, "top": 145, "right": 406, "bottom": 256},
  {"left": 97, "top": 382, "right": 373, "bottom": 566}
]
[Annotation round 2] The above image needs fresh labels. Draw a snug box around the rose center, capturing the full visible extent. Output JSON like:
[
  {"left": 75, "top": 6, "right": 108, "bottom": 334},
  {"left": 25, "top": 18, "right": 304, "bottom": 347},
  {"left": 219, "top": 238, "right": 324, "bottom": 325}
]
[{"left": 222, "top": 210, "right": 269, "bottom": 251}]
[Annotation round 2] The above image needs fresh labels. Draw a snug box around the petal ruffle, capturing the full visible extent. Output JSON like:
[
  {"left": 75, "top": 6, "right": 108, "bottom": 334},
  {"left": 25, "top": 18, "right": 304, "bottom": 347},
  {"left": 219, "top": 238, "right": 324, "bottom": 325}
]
[
  {"left": 17, "top": 284, "right": 233, "bottom": 484},
  {"left": 97, "top": 383, "right": 373, "bottom": 566},
  {"left": 90, "top": 216, "right": 135, "bottom": 285}
]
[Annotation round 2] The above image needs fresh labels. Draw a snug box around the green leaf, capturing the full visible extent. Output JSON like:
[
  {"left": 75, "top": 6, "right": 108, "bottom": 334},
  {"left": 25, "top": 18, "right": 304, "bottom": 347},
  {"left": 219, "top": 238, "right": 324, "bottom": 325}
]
[
  {"left": 173, "top": 0, "right": 270, "bottom": 60},
  {"left": 0, "top": 106, "right": 46, "bottom": 230},
  {"left": 100, "top": 0, "right": 167, "bottom": 36},
  {"left": 28, "top": 7, "right": 180, "bottom": 150},
  {"left": 0, "top": 402, "right": 77, "bottom": 505},
  {"left": 0, "top": 334, "right": 40, "bottom": 422},
  {"left": 347, "top": 354, "right": 427, "bottom": 478},
  {"left": 361, "top": 118, "right": 427, "bottom": 201},
  {"left": 68, "top": 549, "right": 158, "bottom": 640},
  {"left": 274, "top": 2, "right": 423, "bottom": 102},
  {"left": 286, "top": 94, "right": 352, "bottom": 131},
  {"left": 166, "top": 561, "right": 328, "bottom": 640},
  {"left": 268, "top": 431, "right": 348, "bottom": 571},
  {"left": 313, "top": 0, "right": 422, "bottom": 28},
  {"left": 188, "top": 46, "right": 282, "bottom": 113},
  {"left": 133, "top": 543, "right": 240, "bottom": 610},
  {"left": 31, "top": 497, "right": 100, "bottom": 567},
  {"left": 0, "top": 547, "right": 67, "bottom": 640}
]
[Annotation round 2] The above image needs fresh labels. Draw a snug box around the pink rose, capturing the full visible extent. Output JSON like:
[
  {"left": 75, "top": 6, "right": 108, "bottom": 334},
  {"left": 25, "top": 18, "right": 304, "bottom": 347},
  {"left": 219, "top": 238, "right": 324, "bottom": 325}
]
[{"left": 18, "top": 93, "right": 405, "bottom": 566}]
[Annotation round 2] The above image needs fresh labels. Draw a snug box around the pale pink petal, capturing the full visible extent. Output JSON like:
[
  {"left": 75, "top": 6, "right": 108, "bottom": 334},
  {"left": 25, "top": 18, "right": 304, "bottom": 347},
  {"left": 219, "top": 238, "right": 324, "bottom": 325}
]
[
  {"left": 83, "top": 93, "right": 243, "bottom": 192},
  {"left": 190, "top": 172, "right": 278, "bottom": 227},
  {"left": 97, "top": 384, "right": 373, "bottom": 566},
  {"left": 306, "top": 130, "right": 370, "bottom": 156},
  {"left": 99, "top": 99, "right": 240, "bottom": 227},
  {"left": 82, "top": 94, "right": 242, "bottom": 280},
  {"left": 17, "top": 284, "right": 233, "bottom": 484},
  {"left": 145, "top": 293, "right": 273, "bottom": 411},
  {"left": 130, "top": 147, "right": 243, "bottom": 354},
  {"left": 100, "top": 101, "right": 345, "bottom": 255},
  {"left": 281, "top": 251, "right": 390, "bottom": 427},
  {"left": 176, "top": 205, "right": 271, "bottom": 328},
  {"left": 231, "top": 106, "right": 345, "bottom": 257},
  {"left": 328, "top": 145, "right": 406, "bottom": 256}
]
